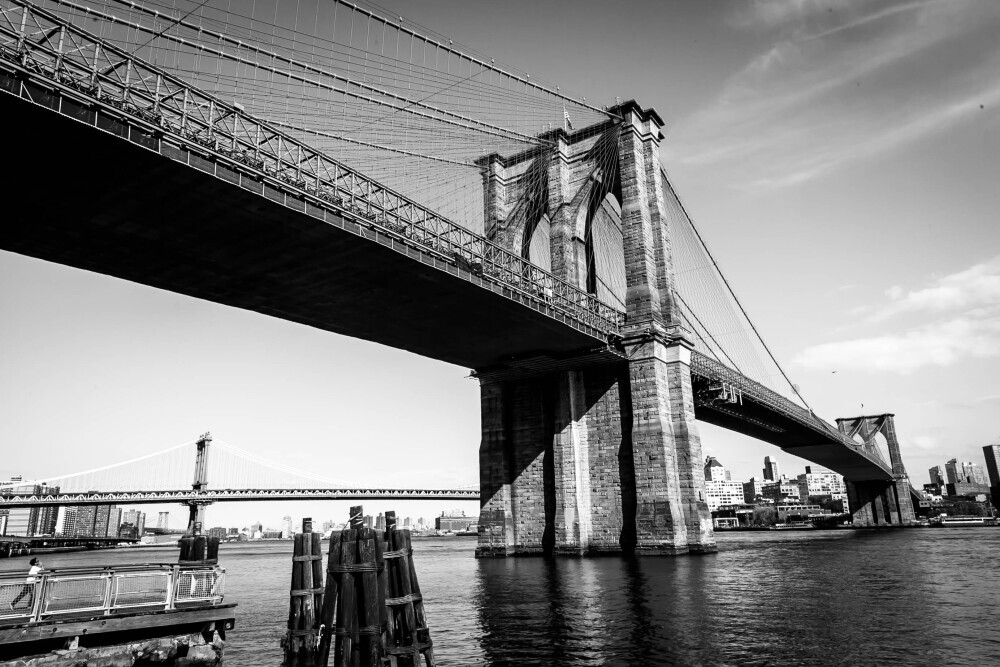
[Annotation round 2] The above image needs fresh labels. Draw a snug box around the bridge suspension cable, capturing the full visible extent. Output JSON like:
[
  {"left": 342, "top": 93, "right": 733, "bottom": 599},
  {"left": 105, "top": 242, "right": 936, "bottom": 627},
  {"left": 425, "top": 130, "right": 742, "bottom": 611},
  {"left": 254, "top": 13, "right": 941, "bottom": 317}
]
[
  {"left": 32, "top": 0, "right": 613, "bottom": 235},
  {"left": 663, "top": 167, "right": 814, "bottom": 411},
  {"left": 6, "top": 439, "right": 198, "bottom": 493}
]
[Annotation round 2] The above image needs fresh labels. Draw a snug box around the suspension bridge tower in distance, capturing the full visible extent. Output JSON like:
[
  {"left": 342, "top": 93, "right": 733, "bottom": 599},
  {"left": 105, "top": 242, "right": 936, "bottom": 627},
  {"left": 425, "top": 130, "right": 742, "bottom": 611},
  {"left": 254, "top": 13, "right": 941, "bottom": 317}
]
[
  {"left": 186, "top": 432, "right": 214, "bottom": 533},
  {"left": 474, "top": 101, "right": 715, "bottom": 557}
]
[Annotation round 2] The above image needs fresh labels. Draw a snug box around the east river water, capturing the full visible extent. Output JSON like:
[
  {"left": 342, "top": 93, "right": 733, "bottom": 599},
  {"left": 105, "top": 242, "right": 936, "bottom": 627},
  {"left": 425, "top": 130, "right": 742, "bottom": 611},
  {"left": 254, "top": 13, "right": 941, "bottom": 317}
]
[{"left": 3, "top": 529, "right": 999, "bottom": 666}]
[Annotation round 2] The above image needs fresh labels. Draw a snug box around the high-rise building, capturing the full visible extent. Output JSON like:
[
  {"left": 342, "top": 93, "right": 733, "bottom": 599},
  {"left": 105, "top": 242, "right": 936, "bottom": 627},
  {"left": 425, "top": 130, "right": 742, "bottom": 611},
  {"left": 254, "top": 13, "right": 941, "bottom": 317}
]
[
  {"left": 281, "top": 516, "right": 293, "bottom": 539},
  {"left": 983, "top": 444, "right": 1000, "bottom": 488},
  {"left": 763, "top": 456, "right": 780, "bottom": 482},
  {"left": 403, "top": 517, "right": 412, "bottom": 528},
  {"left": 945, "top": 459, "right": 960, "bottom": 484},
  {"left": 121, "top": 509, "right": 146, "bottom": 536},
  {"left": 71, "top": 505, "right": 115, "bottom": 538},
  {"left": 106, "top": 507, "right": 122, "bottom": 538},
  {"left": 61, "top": 506, "right": 78, "bottom": 536},
  {"left": 929, "top": 466, "right": 946, "bottom": 487},
  {"left": 375, "top": 513, "right": 386, "bottom": 531},
  {"left": 3, "top": 483, "right": 59, "bottom": 536},
  {"left": 946, "top": 459, "right": 988, "bottom": 486}
]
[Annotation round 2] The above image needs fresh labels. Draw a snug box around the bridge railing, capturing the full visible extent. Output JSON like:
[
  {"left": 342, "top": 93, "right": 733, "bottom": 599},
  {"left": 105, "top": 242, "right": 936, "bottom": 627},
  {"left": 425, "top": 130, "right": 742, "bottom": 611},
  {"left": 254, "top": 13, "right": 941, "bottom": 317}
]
[
  {"left": 690, "top": 351, "right": 890, "bottom": 470},
  {"left": 0, "top": 563, "right": 225, "bottom": 625},
  {"left": 0, "top": 0, "right": 624, "bottom": 337}
]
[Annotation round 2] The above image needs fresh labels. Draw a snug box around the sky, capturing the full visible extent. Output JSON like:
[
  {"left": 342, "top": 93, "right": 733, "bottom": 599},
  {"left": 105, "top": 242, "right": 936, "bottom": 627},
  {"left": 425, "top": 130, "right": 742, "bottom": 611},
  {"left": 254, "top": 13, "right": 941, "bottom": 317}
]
[{"left": 2, "top": 0, "right": 999, "bottom": 530}]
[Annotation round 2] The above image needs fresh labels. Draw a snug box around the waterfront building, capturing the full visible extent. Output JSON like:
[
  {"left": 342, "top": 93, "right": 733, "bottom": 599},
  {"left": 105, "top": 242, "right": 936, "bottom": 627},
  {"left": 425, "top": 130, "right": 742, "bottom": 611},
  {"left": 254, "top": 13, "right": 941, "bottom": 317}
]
[
  {"left": 435, "top": 511, "right": 477, "bottom": 532},
  {"left": 281, "top": 516, "right": 293, "bottom": 539},
  {"left": 703, "top": 457, "right": 744, "bottom": 510},
  {"left": 743, "top": 477, "right": 765, "bottom": 504},
  {"left": 403, "top": 517, "right": 412, "bottom": 527},
  {"left": 776, "top": 503, "right": 830, "bottom": 522},
  {"left": 763, "top": 456, "right": 780, "bottom": 482},
  {"left": 706, "top": 480, "right": 746, "bottom": 511},
  {"left": 796, "top": 466, "right": 849, "bottom": 513},
  {"left": 763, "top": 479, "right": 800, "bottom": 503},
  {"left": 929, "top": 465, "right": 946, "bottom": 487}
]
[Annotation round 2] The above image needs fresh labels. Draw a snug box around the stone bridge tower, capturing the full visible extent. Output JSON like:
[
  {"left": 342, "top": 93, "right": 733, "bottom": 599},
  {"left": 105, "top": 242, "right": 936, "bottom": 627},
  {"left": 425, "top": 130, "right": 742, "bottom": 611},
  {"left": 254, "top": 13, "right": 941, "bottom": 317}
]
[
  {"left": 835, "top": 414, "right": 916, "bottom": 525},
  {"left": 473, "top": 102, "right": 715, "bottom": 556}
]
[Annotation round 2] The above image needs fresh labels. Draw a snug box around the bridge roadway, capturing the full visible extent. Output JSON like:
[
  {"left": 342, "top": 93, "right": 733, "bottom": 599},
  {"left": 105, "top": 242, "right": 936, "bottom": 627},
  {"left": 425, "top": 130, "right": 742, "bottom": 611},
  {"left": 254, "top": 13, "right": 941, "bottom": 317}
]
[
  {"left": 0, "top": 488, "right": 482, "bottom": 508},
  {"left": 0, "top": 3, "right": 900, "bottom": 492}
]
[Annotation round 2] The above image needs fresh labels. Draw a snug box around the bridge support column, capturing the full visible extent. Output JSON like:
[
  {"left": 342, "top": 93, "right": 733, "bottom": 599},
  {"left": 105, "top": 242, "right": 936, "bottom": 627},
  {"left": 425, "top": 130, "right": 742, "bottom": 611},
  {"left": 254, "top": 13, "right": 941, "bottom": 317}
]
[
  {"left": 624, "top": 336, "right": 714, "bottom": 554},
  {"left": 476, "top": 366, "right": 633, "bottom": 557},
  {"left": 838, "top": 414, "right": 916, "bottom": 525},
  {"left": 617, "top": 102, "right": 713, "bottom": 554},
  {"left": 847, "top": 480, "right": 904, "bottom": 526}
]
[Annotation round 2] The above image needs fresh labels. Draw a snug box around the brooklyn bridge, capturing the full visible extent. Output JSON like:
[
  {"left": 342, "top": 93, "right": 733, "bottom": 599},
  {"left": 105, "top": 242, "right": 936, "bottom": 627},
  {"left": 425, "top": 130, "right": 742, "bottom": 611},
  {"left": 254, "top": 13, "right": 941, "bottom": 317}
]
[{"left": 0, "top": 0, "right": 920, "bottom": 557}]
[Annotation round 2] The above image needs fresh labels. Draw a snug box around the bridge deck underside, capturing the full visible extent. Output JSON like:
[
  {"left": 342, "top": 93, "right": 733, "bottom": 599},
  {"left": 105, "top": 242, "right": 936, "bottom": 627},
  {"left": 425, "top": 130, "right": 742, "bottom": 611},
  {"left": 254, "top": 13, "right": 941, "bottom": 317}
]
[
  {"left": 0, "top": 91, "right": 607, "bottom": 370},
  {"left": 693, "top": 391, "right": 891, "bottom": 482}
]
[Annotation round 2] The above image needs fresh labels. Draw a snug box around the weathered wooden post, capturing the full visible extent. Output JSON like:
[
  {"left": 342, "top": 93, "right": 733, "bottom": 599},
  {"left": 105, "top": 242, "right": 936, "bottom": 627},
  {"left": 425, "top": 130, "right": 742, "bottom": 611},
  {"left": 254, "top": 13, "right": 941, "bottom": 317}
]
[
  {"left": 283, "top": 518, "right": 324, "bottom": 666},
  {"left": 383, "top": 524, "right": 435, "bottom": 666},
  {"left": 333, "top": 507, "right": 364, "bottom": 667},
  {"left": 317, "top": 507, "right": 434, "bottom": 667}
]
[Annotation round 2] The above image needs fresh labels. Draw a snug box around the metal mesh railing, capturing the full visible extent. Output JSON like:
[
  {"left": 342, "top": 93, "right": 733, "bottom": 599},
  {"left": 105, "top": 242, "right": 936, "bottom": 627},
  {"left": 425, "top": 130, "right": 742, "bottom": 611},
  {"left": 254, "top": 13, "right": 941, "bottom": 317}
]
[
  {"left": 0, "top": 564, "right": 225, "bottom": 624},
  {"left": 0, "top": 0, "right": 625, "bottom": 338}
]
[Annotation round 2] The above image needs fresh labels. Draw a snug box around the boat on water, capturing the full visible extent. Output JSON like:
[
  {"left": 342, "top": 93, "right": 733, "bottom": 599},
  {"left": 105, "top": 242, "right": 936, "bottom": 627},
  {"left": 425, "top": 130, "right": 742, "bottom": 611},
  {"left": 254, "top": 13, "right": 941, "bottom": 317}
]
[{"left": 937, "top": 516, "right": 995, "bottom": 527}]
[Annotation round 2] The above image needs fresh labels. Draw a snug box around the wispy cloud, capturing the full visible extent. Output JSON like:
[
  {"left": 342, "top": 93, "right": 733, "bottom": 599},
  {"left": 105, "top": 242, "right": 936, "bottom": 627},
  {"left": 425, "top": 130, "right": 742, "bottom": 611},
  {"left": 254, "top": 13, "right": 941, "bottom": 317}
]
[
  {"left": 668, "top": 0, "right": 1000, "bottom": 191},
  {"left": 876, "top": 256, "right": 1000, "bottom": 319},
  {"left": 911, "top": 435, "right": 939, "bottom": 451},
  {"left": 793, "top": 255, "right": 1000, "bottom": 373},
  {"left": 793, "top": 315, "right": 1000, "bottom": 373}
]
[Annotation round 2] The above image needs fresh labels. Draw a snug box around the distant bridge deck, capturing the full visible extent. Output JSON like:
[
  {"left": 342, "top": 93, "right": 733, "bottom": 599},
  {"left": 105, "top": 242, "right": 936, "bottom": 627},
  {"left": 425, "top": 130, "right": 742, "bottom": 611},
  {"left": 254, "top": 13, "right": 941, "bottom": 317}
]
[{"left": 0, "top": 488, "right": 482, "bottom": 508}]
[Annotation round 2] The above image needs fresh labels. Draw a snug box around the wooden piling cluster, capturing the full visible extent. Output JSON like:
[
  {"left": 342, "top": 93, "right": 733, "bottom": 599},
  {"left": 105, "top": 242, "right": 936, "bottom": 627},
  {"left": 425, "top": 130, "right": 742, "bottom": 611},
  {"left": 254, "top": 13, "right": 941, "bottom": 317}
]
[
  {"left": 379, "top": 511, "right": 435, "bottom": 667},
  {"left": 282, "top": 518, "right": 325, "bottom": 666},
  {"left": 282, "top": 508, "right": 434, "bottom": 667}
]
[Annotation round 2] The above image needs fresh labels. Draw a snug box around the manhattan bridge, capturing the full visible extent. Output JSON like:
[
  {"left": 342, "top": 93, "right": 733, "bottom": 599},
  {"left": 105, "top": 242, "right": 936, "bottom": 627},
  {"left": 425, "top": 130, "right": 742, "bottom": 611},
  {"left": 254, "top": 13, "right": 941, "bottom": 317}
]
[{"left": 0, "top": 0, "right": 919, "bottom": 556}]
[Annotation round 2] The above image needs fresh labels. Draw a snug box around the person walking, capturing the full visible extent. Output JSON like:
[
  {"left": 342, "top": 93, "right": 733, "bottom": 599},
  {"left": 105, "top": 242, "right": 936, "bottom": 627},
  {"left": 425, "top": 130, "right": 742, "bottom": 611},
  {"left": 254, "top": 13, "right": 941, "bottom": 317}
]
[{"left": 10, "top": 558, "right": 42, "bottom": 611}]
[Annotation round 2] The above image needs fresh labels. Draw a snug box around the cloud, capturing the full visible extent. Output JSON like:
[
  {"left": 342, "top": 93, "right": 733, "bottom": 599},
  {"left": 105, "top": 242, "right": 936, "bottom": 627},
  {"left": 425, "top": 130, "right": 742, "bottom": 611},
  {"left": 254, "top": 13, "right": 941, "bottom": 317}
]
[
  {"left": 793, "top": 315, "right": 1000, "bottom": 373},
  {"left": 911, "top": 435, "right": 939, "bottom": 451},
  {"left": 793, "top": 255, "right": 1000, "bottom": 373},
  {"left": 668, "top": 0, "right": 1000, "bottom": 191},
  {"left": 871, "top": 256, "right": 1000, "bottom": 320}
]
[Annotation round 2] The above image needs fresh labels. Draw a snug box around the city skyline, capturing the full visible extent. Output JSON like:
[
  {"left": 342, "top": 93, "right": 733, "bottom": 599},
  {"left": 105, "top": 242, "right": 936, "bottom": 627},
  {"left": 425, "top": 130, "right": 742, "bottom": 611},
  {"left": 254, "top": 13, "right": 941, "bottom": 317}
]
[{"left": 2, "top": 0, "right": 999, "bottom": 523}]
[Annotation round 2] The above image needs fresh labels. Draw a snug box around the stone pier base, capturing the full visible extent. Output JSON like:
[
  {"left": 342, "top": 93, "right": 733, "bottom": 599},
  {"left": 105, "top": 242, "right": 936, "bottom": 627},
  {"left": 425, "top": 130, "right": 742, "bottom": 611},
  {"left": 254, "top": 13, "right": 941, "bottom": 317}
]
[
  {"left": 0, "top": 630, "right": 224, "bottom": 667},
  {"left": 476, "top": 341, "right": 716, "bottom": 558}
]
